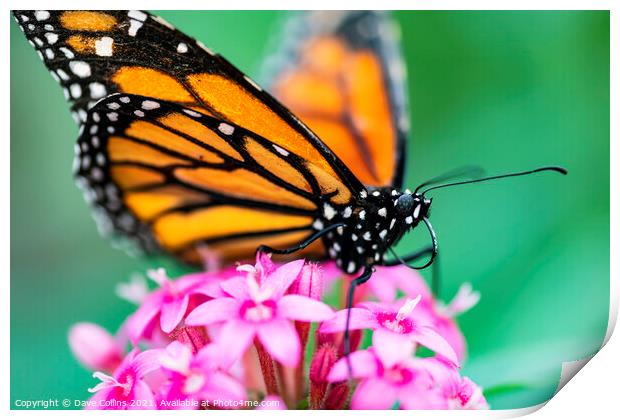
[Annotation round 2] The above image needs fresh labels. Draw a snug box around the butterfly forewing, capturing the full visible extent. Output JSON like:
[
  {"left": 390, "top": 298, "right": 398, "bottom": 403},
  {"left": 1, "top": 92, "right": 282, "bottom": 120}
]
[
  {"left": 13, "top": 10, "right": 364, "bottom": 201},
  {"left": 13, "top": 10, "right": 378, "bottom": 264}
]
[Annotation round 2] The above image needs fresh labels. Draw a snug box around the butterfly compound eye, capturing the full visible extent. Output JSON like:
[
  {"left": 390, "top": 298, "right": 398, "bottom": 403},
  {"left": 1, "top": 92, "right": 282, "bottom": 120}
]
[{"left": 395, "top": 194, "right": 415, "bottom": 216}]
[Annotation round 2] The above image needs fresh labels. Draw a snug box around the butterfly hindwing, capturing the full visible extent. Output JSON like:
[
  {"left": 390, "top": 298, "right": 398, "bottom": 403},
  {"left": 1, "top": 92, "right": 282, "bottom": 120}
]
[
  {"left": 263, "top": 11, "right": 410, "bottom": 189},
  {"left": 75, "top": 93, "right": 334, "bottom": 264}
]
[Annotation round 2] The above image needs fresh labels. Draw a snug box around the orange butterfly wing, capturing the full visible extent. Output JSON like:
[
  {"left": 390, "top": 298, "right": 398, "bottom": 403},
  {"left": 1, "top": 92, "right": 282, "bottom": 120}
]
[{"left": 265, "top": 11, "right": 410, "bottom": 189}]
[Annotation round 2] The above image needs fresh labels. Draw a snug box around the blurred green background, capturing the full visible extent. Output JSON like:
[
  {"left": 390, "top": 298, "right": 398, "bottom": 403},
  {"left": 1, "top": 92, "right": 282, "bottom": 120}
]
[{"left": 10, "top": 11, "right": 609, "bottom": 409}]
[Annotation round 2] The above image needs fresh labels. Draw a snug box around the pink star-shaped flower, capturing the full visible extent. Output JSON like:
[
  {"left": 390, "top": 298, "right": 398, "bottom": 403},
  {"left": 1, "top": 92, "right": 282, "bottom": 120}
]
[
  {"left": 320, "top": 295, "right": 459, "bottom": 368},
  {"left": 185, "top": 258, "right": 335, "bottom": 367},
  {"left": 87, "top": 348, "right": 162, "bottom": 410}
]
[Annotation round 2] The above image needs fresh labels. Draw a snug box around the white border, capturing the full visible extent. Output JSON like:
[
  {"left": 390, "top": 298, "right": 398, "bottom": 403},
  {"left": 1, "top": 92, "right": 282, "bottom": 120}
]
[{"left": 3, "top": 1, "right": 616, "bottom": 418}]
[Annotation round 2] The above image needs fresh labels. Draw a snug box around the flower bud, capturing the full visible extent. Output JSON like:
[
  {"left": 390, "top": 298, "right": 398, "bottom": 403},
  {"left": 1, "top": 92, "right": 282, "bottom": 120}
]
[
  {"left": 68, "top": 323, "right": 122, "bottom": 372},
  {"left": 290, "top": 263, "right": 323, "bottom": 300},
  {"left": 310, "top": 344, "right": 337, "bottom": 384},
  {"left": 169, "top": 326, "right": 209, "bottom": 353},
  {"left": 309, "top": 343, "right": 338, "bottom": 409},
  {"left": 324, "top": 382, "right": 349, "bottom": 410}
]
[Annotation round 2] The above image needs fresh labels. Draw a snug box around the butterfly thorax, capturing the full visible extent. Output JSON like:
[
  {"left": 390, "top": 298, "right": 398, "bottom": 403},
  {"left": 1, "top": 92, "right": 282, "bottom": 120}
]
[{"left": 316, "top": 187, "right": 432, "bottom": 274}]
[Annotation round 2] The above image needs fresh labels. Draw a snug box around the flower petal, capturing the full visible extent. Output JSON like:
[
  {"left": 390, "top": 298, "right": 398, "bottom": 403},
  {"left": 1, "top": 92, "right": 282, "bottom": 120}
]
[
  {"left": 68, "top": 323, "right": 122, "bottom": 372},
  {"left": 185, "top": 297, "right": 239, "bottom": 326},
  {"left": 278, "top": 295, "right": 334, "bottom": 322},
  {"left": 160, "top": 294, "right": 189, "bottom": 333},
  {"left": 319, "top": 308, "right": 377, "bottom": 333},
  {"left": 265, "top": 259, "right": 305, "bottom": 298},
  {"left": 159, "top": 341, "right": 192, "bottom": 374},
  {"left": 129, "top": 380, "right": 155, "bottom": 409},
  {"left": 373, "top": 328, "right": 415, "bottom": 369},
  {"left": 213, "top": 319, "right": 256, "bottom": 366},
  {"left": 133, "top": 348, "right": 164, "bottom": 378},
  {"left": 351, "top": 378, "right": 396, "bottom": 410},
  {"left": 126, "top": 296, "right": 162, "bottom": 344},
  {"left": 256, "top": 318, "right": 300, "bottom": 367},
  {"left": 200, "top": 371, "right": 246, "bottom": 403},
  {"left": 220, "top": 275, "right": 250, "bottom": 299},
  {"left": 327, "top": 350, "right": 379, "bottom": 382},
  {"left": 412, "top": 326, "right": 460, "bottom": 367}
]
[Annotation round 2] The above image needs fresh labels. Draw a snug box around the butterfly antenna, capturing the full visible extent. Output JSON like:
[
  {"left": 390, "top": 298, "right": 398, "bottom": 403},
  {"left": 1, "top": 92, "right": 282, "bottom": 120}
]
[
  {"left": 414, "top": 165, "right": 486, "bottom": 194},
  {"left": 421, "top": 166, "right": 567, "bottom": 195}
]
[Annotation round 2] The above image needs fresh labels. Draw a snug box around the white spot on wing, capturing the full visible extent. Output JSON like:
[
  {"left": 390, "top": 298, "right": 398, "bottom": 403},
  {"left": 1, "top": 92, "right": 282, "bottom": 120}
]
[
  {"left": 59, "top": 47, "right": 74, "bottom": 58},
  {"left": 183, "top": 109, "right": 201, "bottom": 117},
  {"left": 128, "top": 20, "right": 143, "bottom": 36},
  {"left": 272, "top": 144, "right": 289, "bottom": 156},
  {"left": 177, "top": 42, "right": 188, "bottom": 53},
  {"left": 378, "top": 208, "right": 387, "bottom": 217},
  {"left": 35, "top": 10, "right": 50, "bottom": 21},
  {"left": 134, "top": 110, "right": 145, "bottom": 117},
  {"left": 95, "top": 36, "right": 114, "bottom": 57},
  {"left": 405, "top": 216, "right": 413, "bottom": 224},
  {"left": 69, "top": 83, "right": 81, "bottom": 99},
  {"left": 141, "top": 100, "right": 160, "bottom": 110},
  {"left": 44, "top": 32, "right": 58, "bottom": 44},
  {"left": 363, "top": 232, "right": 372, "bottom": 241},
  {"left": 69, "top": 61, "right": 91, "bottom": 78},
  {"left": 128, "top": 10, "right": 147, "bottom": 21},
  {"left": 379, "top": 229, "right": 388, "bottom": 240},
  {"left": 343, "top": 207, "right": 352, "bottom": 218},
  {"left": 89, "top": 82, "right": 107, "bottom": 99},
  {"left": 218, "top": 123, "right": 234, "bottom": 135}
]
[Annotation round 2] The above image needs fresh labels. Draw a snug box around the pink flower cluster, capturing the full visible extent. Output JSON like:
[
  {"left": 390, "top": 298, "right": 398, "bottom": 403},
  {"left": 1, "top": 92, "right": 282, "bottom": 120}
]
[{"left": 68, "top": 253, "right": 488, "bottom": 410}]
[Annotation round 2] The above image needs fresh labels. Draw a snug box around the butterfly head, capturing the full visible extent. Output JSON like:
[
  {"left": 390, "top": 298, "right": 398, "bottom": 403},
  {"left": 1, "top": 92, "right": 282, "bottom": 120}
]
[{"left": 395, "top": 192, "right": 432, "bottom": 223}]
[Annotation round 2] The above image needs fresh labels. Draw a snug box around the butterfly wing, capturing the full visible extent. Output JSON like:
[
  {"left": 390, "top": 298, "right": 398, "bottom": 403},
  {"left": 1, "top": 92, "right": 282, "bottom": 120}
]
[
  {"left": 13, "top": 10, "right": 364, "bottom": 203},
  {"left": 263, "top": 11, "right": 409, "bottom": 189},
  {"left": 75, "top": 94, "right": 335, "bottom": 264},
  {"left": 14, "top": 10, "right": 370, "bottom": 263}
]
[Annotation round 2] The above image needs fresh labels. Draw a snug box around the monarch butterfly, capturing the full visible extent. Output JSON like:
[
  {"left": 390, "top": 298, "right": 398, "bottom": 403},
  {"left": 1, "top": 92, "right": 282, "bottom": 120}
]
[{"left": 13, "top": 10, "right": 565, "bottom": 357}]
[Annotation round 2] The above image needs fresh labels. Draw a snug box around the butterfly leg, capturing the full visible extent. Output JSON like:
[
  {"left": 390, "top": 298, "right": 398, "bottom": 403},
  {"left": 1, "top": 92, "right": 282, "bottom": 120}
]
[
  {"left": 257, "top": 223, "right": 346, "bottom": 255},
  {"left": 343, "top": 265, "right": 374, "bottom": 378}
]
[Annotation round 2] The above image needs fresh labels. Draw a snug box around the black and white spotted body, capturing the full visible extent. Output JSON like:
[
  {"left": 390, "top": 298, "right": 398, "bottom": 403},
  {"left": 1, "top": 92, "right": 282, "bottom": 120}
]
[{"left": 316, "top": 188, "right": 432, "bottom": 274}]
